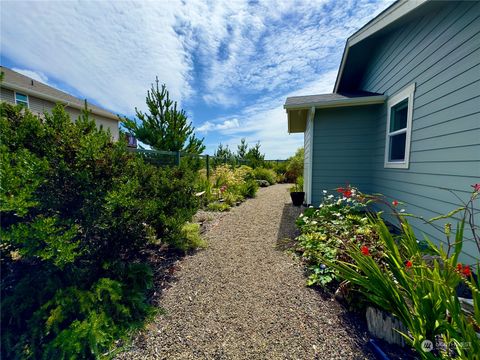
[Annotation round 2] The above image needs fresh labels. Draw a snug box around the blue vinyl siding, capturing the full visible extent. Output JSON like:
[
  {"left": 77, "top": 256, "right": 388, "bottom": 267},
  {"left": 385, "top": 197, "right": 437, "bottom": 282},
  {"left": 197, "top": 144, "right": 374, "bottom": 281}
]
[
  {"left": 359, "top": 1, "right": 480, "bottom": 261},
  {"left": 310, "top": 1, "right": 480, "bottom": 262},
  {"left": 311, "top": 106, "right": 379, "bottom": 205}
]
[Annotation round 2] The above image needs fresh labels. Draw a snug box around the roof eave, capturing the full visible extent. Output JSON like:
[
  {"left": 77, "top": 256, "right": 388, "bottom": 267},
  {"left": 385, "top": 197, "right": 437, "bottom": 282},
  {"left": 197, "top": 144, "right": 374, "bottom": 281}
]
[
  {"left": 284, "top": 94, "right": 386, "bottom": 111},
  {"left": 1, "top": 82, "right": 120, "bottom": 121},
  {"left": 333, "top": 0, "right": 429, "bottom": 93},
  {"left": 285, "top": 95, "right": 386, "bottom": 133}
]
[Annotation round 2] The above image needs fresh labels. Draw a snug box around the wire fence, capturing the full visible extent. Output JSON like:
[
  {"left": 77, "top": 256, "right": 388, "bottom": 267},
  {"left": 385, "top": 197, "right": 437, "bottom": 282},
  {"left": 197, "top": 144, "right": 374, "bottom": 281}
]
[{"left": 128, "top": 148, "right": 287, "bottom": 178}]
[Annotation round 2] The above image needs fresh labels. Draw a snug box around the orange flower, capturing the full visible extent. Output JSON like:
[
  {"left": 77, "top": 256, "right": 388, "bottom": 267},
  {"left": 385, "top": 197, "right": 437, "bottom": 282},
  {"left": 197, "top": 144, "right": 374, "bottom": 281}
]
[
  {"left": 361, "top": 245, "right": 370, "bottom": 256},
  {"left": 457, "top": 263, "right": 463, "bottom": 271}
]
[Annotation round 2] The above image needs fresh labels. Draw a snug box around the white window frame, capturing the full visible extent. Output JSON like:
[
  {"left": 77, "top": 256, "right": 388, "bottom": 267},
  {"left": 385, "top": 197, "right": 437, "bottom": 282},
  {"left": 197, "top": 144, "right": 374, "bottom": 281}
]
[
  {"left": 384, "top": 83, "right": 415, "bottom": 169},
  {"left": 14, "top": 91, "right": 30, "bottom": 108}
]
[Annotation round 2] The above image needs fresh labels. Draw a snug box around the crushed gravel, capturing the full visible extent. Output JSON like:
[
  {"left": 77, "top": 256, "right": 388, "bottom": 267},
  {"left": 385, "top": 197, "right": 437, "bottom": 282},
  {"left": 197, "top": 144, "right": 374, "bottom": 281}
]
[{"left": 116, "top": 184, "right": 374, "bottom": 360}]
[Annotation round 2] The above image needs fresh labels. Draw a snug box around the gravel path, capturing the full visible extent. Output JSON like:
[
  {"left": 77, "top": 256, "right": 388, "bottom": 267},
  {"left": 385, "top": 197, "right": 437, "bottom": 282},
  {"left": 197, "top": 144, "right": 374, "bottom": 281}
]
[{"left": 117, "top": 184, "right": 373, "bottom": 360}]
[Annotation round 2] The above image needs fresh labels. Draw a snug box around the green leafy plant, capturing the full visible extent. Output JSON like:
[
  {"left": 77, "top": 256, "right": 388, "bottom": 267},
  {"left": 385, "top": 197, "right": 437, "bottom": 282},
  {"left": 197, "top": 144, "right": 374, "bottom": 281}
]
[
  {"left": 240, "top": 180, "right": 258, "bottom": 198},
  {"left": 285, "top": 147, "right": 304, "bottom": 183},
  {"left": 174, "top": 222, "right": 206, "bottom": 251},
  {"left": 294, "top": 186, "right": 381, "bottom": 288},
  {"left": 0, "top": 102, "right": 198, "bottom": 359},
  {"left": 296, "top": 233, "right": 338, "bottom": 286},
  {"left": 290, "top": 176, "right": 304, "bottom": 192},
  {"left": 254, "top": 167, "right": 277, "bottom": 185},
  {"left": 323, "top": 186, "right": 480, "bottom": 359},
  {"left": 196, "top": 165, "right": 258, "bottom": 211},
  {"left": 206, "top": 202, "right": 230, "bottom": 212}
]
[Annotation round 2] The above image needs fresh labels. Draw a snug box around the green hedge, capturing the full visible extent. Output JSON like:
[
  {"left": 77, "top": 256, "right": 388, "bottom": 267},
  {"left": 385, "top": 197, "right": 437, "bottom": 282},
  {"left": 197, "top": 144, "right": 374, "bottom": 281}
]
[
  {"left": 253, "top": 167, "right": 277, "bottom": 185},
  {"left": 0, "top": 103, "right": 198, "bottom": 359}
]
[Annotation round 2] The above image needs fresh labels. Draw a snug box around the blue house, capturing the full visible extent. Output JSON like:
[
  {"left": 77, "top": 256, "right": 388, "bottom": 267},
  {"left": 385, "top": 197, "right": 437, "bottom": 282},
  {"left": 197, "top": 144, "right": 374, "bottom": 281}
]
[{"left": 285, "top": 0, "right": 480, "bottom": 262}]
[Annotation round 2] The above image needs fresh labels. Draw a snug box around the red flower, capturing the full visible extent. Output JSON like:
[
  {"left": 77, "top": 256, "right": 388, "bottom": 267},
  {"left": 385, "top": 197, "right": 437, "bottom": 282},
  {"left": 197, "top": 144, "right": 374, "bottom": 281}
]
[
  {"left": 472, "top": 184, "right": 480, "bottom": 192},
  {"left": 337, "top": 185, "right": 352, "bottom": 198},
  {"left": 405, "top": 260, "right": 412, "bottom": 268},
  {"left": 456, "top": 263, "right": 473, "bottom": 277},
  {"left": 462, "top": 265, "right": 472, "bottom": 277},
  {"left": 392, "top": 200, "right": 399, "bottom": 207},
  {"left": 361, "top": 245, "right": 370, "bottom": 256}
]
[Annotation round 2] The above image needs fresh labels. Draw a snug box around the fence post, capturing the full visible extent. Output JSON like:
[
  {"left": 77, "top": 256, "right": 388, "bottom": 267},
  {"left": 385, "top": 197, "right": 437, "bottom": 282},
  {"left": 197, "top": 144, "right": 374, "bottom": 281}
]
[
  {"left": 175, "top": 151, "right": 181, "bottom": 166},
  {"left": 206, "top": 155, "right": 210, "bottom": 179}
]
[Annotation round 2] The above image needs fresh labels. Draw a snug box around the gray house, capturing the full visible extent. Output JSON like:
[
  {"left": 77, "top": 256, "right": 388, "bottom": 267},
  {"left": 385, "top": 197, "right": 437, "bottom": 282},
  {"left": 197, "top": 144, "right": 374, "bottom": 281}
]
[
  {"left": 285, "top": 0, "right": 480, "bottom": 262},
  {"left": 0, "top": 66, "right": 120, "bottom": 140}
]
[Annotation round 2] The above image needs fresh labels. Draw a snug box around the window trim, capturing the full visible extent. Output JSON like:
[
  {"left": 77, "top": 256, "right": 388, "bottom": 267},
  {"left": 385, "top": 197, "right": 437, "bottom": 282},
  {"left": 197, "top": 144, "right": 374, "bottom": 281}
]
[
  {"left": 14, "top": 91, "right": 30, "bottom": 108},
  {"left": 384, "top": 83, "right": 415, "bottom": 169}
]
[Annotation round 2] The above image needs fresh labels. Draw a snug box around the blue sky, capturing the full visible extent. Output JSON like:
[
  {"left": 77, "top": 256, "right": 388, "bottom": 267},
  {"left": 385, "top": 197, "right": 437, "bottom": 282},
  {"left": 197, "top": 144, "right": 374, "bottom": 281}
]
[{"left": 1, "top": 0, "right": 392, "bottom": 158}]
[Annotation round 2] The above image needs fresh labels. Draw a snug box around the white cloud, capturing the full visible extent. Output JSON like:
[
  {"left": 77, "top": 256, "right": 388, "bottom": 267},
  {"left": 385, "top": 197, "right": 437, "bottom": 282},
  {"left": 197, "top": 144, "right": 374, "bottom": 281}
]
[
  {"left": 1, "top": 0, "right": 394, "bottom": 157},
  {"left": 204, "top": 70, "right": 338, "bottom": 158},
  {"left": 198, "top": 118, "right": 239, "bottom": 133},
  {"left": 1, "top": 0, "right": 190, "bottom": 115},
  {"left": 187, "top": 0, "right": 394, "bottom": 106},
  {"left": 1, "top": 0, "right": 393, "bottom": 113}
]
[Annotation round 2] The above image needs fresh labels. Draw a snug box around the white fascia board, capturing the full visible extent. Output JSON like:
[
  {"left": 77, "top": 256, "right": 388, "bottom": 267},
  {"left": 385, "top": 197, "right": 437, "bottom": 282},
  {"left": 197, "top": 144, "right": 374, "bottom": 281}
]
[
  {"left": 284, "top": 95, "right": 386, "bottom": 111},
  {"left": 333, "top": 0, "right": 429, "bottom": 93},
  {"left": 1, "top": 82, "right": 119, "bottom": 121}
]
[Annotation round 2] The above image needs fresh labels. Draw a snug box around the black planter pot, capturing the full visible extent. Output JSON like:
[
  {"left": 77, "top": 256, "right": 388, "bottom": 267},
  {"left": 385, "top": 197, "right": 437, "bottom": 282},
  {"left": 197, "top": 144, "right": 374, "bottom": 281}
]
[{"left": 290, "top": 192, "right": 305, "bottom": 206}]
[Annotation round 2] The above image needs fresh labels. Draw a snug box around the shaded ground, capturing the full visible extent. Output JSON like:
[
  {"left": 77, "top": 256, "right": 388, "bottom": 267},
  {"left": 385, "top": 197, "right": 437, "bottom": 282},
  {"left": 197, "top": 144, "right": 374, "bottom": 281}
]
[{"left": 117, "top": 184, "right": 374, "bottom": 359}]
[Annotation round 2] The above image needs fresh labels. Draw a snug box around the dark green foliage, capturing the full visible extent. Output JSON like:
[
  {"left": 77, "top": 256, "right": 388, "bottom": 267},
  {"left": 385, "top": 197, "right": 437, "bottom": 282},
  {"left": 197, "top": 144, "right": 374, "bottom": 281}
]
[
  {"left": 253, "top": 167, "right": 277, "bottom": 185},
  {"left": 213, "top": 143, "right": 235, "bottom": 166},
  {"left": 240, "top": 180, "right": 259, "bottom": 198},
  {"left": 295, "top": 188, "right": 380, "bottom": 288},
  {"left": 122, "top": 77, "right": 205, "bottom": 154},
  {"left": 285, "top": 147, "right": 303, "bottom": 183},
  {"left": 245, "top": 141, "right": 265, "bottom": 168},
  {"left": 0, "top": 102, "right": 198, "bottom": 359},
  {"left": 236, "top": 138, "right": 248, "bottom": 160},
  {"left": 214, "top": 143, "right": 233, "bottom": 160}
]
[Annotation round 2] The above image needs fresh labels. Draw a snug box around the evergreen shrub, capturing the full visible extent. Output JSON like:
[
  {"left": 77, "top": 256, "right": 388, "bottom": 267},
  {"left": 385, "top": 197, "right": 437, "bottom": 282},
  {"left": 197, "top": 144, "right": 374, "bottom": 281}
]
[{"left": 0, "top": 103, "right": 198, "bottom": 359}]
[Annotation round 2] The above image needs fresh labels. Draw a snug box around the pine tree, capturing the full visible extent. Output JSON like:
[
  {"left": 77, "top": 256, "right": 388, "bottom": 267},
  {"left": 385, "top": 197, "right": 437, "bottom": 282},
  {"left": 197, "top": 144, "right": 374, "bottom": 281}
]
[
  {"left": 245, "top": 141, "right": 265, "bottom": 168},
  {"left": 122, "top": 77, "right": 205, "bottom": 154},
  {"left": 237, "top": 138, "right": 248, "bottom": 160},
  {"left": 214, "top": 143, "right": 233, "bottom": 160}
]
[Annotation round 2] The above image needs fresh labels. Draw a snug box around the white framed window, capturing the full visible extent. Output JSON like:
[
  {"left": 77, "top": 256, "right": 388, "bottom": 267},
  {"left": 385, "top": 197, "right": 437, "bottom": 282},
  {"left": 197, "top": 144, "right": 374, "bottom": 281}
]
[
  {"left": 384, "top": 83, "right": 415, "bottom": 169},
  {"left": 15, "top": 92, "right": 29, "bottom": 108}
]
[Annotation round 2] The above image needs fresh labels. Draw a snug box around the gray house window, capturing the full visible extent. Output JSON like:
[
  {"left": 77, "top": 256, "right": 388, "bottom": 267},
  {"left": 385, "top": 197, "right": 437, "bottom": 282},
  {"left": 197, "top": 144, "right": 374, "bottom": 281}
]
[
  {"left": 384, "top": 83, "right": 415, "bottom": 169},
  {"left": 15, "top": 92, "right": 29, "bottom": 108}
]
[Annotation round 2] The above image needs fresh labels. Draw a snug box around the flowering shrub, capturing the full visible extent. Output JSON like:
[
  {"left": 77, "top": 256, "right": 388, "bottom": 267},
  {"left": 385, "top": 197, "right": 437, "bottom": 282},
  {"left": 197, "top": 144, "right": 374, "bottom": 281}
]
[
  {"left": 253, "top": 167, "right": 277, "bottom": 185},
  {"left": 211, "top": 164, "right": 244, "bottom": 188},
  {"left": 198, "top": 164, "right": 258, "bottom": 211},
  {"left": 295, "top": 186, "right": 383, "bottom": 287},
  {"left": 322, "top": 186, "right": 480, "bottom": 358}
]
